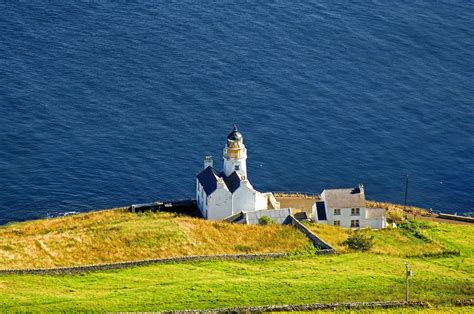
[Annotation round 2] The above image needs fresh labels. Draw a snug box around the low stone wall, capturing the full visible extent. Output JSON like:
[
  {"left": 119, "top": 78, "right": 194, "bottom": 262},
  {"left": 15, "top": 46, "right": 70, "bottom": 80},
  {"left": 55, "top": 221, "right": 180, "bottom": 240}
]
[
  {"left": 169, "top": 301, "right": 431, "bottom": 313},
  {"left": 223, "top": 212, "right": 244, "bottom": 223},
  {"left": 438, "top": 213, "right": 474, "bottom": 223},
  {"left": 0, "top": 253, "right": 287, "bottom": 275},
  {"left": 288, "top": 215, "right": 336, "bottom": 252},
  {"left": 455, "top": 299, "right": 474, "bottom": 306}
]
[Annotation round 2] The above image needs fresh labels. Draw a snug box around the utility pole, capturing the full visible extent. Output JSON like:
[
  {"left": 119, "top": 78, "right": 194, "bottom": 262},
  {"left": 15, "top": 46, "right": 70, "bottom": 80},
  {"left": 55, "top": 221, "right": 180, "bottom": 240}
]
[
  {"left": 405, "top": 262, "right": 412, "bottom": 303},
  {"left": 403, "top": 175, "right": 409, "bottom": 212}
]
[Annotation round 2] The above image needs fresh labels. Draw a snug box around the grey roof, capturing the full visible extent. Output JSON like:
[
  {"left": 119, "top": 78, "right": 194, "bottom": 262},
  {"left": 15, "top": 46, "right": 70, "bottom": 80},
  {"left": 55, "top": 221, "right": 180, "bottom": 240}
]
[
  {"left": 322, "top": 187, "right": 366, "bottom": 209},
  {"left": 315, "top": 201, "right": 327, "bottom": 220},
  {"left": 196, "top": 166, "right": 220, "bottom": 195},
  {"left": 197, "top": 167, "right": 242, "bottom": 195},
  {"left": 223, "top": 171, "right": 241, "bottom": 193}
]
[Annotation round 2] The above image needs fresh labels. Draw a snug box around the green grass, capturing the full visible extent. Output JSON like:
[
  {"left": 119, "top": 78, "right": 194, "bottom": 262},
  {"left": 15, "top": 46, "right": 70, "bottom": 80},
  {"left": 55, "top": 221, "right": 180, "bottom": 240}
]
[
  {"left": 0, "top": 211, "right": 472, "bottom": 311},
  {"left": 0, "top": 253, "right": 472, "bottom": 311},
  {"left": 305, "top": 219, "right": 469, "bottom": 258}
]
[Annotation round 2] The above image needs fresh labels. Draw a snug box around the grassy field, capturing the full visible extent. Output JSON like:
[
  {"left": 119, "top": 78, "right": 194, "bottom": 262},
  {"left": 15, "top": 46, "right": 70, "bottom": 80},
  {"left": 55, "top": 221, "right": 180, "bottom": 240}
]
[
  {"left": 0, "top": 207, "right": 472, "bottom": 311},
  {"left": 0, "top": 218, "right": 472, "bottom": 311},
  {"left": 0, "top": 252, "right": 472, "bottom": 311},
  {"left": 0, "top": 209, "right": 311, "bottom": 268}
]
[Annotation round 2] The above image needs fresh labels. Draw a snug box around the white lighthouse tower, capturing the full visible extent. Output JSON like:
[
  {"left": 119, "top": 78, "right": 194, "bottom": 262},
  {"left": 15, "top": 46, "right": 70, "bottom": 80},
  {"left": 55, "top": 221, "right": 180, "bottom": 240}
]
[
  {"left": 223, "top": 125, "right": 247, "bottom": 179},
  {"left": 196, "top": 126, "right": 280, "bottom": 220}
]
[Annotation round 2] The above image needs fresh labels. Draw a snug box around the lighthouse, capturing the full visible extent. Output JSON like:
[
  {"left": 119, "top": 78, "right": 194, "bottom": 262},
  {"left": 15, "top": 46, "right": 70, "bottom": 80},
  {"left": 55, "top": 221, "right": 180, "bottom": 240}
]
[
  {"left": 196, "top": 126, "right": 280, "bottom": 220},
  {"left": 223, "top": 125, "right": 247, "bottom": 178}
]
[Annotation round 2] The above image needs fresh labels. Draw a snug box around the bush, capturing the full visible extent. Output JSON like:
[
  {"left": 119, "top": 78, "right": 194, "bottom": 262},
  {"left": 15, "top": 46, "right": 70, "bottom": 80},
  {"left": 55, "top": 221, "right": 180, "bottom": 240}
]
[
  {"left": 343, "top": 232, "right": 374, "bottom": 252},
  {"left": 258, "top": 216, "right": 272, "bottom": 225}
]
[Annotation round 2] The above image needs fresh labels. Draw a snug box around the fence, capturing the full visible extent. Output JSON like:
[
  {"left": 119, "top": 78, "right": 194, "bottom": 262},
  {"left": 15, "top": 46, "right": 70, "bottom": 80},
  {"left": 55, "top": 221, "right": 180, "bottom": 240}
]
[{"left": 0, "top": 253, "right": 288, "bottom": 275}]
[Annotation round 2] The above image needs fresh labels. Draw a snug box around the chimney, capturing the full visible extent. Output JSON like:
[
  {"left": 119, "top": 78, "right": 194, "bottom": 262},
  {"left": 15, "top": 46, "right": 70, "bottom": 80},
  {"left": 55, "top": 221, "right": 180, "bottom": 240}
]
[
  {"left": 204, "top": 155, "right": 213, "bottom": 169},
  {"left": 358, "top": 184, "right": 365, "bottom": 195}
]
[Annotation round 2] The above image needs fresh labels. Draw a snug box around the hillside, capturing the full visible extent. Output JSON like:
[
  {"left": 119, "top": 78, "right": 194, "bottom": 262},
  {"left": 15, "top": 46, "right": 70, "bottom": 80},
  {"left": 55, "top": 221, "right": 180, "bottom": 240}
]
[
  {"left": 0, "top": 208, "right": 311, "bottom": 269},
  {"left": 1, "top": 240, "right": 472, "bottom": 311},
  {"left": 0, "top": 206, "right": 472, "bottom": 311},
  {"left": 305, "top": 219, "right": 468, "bottom": 257}
]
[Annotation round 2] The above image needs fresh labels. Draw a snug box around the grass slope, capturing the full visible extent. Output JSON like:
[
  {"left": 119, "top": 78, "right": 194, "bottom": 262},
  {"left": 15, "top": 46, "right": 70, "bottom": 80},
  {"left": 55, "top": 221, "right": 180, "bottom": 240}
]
[
  {"left": 0, "top": 208, "right": 472, "bottom": 311},
  {"left": 0, "top": 209, "right": 311, "bottom": 268},
  {"left": 0, "top": 253, "right": 472, "bottom": 311},
  {"left": 305, "top": 219, "right": 469, "bottom": 258}
]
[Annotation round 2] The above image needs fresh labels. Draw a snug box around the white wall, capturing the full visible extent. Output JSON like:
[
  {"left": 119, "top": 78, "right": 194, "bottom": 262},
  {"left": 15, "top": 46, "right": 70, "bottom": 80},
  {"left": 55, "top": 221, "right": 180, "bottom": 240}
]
[
  {"left": 196, "top": 179, "right": 207, "bottom": 216},
  {"left": 324, "top": 206, "right": 367, "bottom": 228},
  {"left": 223, "top": 155, "right": 247, "bottom": 178},
  {"left": 312, "top": 203, "right": 318, "bottom": 222},
  {"left": 255, "top": 192, "right": 269, "bottom": 211},
  {"left": 365, "top": 208, "right": 387, "bottom": 229},
  {"left": 368, "top": 217, "right": 386, "bottom": 229},
  {"left": 207, "top": 185, "right": 232, "bottom": 220},
  {"left": 244, "top": 208, "right": 292, "bottom": 225},
  {"left": 232, "top": 183, "right": 256, "bottom": 213},
  {"left": 314, "top": 204, "right": 387, "bottom": 229}
]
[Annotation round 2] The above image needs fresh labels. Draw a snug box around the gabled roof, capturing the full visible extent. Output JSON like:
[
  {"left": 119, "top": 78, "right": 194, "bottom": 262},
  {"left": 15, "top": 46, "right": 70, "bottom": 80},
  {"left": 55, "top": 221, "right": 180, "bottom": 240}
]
[
  {"left": 322, "top": 186, "right": 366, "bottom": 209},
  {"left": 197, "top": 167, "right": 242, "bottom": 195},
  {"left": 197, "top": 166, "right": 220, "bottom": 195},
  {"left": 223, "top": 171, "right": 241, "bottom": 193}
]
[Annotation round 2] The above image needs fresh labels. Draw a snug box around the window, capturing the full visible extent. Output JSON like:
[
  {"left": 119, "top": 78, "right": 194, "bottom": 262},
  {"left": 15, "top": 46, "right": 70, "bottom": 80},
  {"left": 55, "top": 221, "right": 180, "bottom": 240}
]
[
  {"left": 334, "top": 208, "right": 341, "bottom": 215},
  {"left": 235, "top": 165, "right": 240, "bottom": 170},
  {"left": 351, "top": 208, "right": 360, "bottom": 216},
  {"left": 334, "top": 220, "right": 341, "bottom": 226},
  {"left": 351, "top": 220, "right": 360, "bottom": 228}
]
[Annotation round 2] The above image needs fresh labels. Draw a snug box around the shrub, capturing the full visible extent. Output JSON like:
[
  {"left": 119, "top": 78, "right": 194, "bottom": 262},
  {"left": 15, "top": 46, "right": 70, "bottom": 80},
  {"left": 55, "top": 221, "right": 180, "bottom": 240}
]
[
  {"left": 258, "top": 216, "right": 272, "bottom": 225},
  {"left": 343, "top": 232, "right": 374, "bottom": 252}
]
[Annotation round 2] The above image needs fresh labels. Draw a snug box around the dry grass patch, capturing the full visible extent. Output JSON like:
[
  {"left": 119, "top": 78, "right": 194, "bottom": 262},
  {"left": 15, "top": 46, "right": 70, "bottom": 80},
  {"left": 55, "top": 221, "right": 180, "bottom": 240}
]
[
  {"left": 0, "top": 209, "right": 310, "bottom": 269},
  {"left": 304, "top": 222, "right": 351, "bottom": 252},
  {"left": 367, "top": 200, "right": 430, "bottom": 222}
]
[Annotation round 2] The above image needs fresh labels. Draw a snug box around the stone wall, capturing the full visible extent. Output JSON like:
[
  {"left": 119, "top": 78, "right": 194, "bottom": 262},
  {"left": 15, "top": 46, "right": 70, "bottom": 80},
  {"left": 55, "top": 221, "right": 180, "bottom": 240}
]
[
  {"left": 0, "top": 253, "right": 287, "bottom": 275},
  {"left": 438, "top": 213, "right": 474, "bottom": 223},
  {"left": 169, "top": 301, "right": 431, "bottom": 313},
  {"left": 288, "top": 215, "right": 336, "bottom": 252},
  {"left": 223, "top": 211, "right": 244, "bottom": 223}
]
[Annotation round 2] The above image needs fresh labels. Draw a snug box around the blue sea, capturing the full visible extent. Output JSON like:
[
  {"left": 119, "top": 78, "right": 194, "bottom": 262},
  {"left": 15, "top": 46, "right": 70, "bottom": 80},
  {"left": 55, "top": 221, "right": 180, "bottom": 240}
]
[{"left": 0, "top": 2, "right": 473, "bottom": 225}]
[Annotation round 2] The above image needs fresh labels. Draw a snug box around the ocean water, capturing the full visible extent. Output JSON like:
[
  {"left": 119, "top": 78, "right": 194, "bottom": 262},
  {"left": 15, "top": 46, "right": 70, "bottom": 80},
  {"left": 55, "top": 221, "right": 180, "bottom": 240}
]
[{"left": 0, "top": 2, "right": 473, "bottom": 225}]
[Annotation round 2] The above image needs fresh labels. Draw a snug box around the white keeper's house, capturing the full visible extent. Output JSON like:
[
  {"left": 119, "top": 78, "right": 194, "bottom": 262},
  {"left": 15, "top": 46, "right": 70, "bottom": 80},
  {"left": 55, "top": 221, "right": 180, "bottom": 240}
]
[
  {"left": 196, "top": 126, "right": 280, "bottom": 220},
  {"left": 312, "top": 184, "right": 387, "bottom": 229}
]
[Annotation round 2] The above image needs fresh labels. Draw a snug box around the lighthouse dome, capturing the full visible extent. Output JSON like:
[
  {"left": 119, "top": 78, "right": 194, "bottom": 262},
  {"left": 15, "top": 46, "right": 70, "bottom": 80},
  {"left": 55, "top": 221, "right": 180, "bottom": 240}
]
[{"left": 227, "top": 125, "right": 243, "bottom": 141}]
